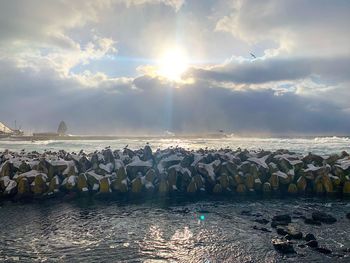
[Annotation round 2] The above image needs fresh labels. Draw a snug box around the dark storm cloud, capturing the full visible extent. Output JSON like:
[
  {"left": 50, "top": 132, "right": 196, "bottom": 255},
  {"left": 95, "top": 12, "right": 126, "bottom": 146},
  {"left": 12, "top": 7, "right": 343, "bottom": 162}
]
[
  {"left": 1, "top": 60, "right": 349, "bottom": 135},
  {"left": 187, "top": 57, "right": 350, "bottom": 84}
]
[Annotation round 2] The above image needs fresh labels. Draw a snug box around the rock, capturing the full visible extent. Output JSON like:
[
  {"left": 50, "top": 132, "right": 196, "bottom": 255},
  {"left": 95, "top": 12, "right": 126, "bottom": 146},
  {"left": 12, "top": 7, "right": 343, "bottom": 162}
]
[
  {"left": 86, "top": 171, "right": 103, "bottom": 190},
  {"left": 17, "top": 177, "right": 31, "bottom": 197},
  {"left": 286, "top": 226, "right": 303, "bottom": 239},
  {"left": 343, "top": 181, "right": 350, "bottom": 195},
  {"left": 32, "top": 174, "right": 48, "bottom": 195},
  {"left": 269, "top": 173, "right": 279, "bottom": 190},
  {"left": 18, "top": 161, "right": 31, "bottom": 173},
  {"left": 77, "top": 173, "right": 89, "bottom": 192},
  {"left": 287, "top": 183, "right": 298, "bottom": 194},
  {"left": 193, "top": 174, "right": 204, "bottom": 189},
  {"left": 219, "top": 173, "right": 229, "bottom": 189},
  {"left": 4, "top": 179, "right": 17, "bottom": 196},
  {"left": 213, "top": 184, "right": 222, "bottom": 194},
  {"left": 316, "top": 247, "right": 332, "bottom": 254},
  {"left": 145, "top": 169, "right": 156, "bottom": 183},
  {"left": 306, "top": 240, "right": 318, "bottom": 248},
  {"left": 63, "top": 175, "right": 78, "bottom": 191},
  {"left": 304, "top": 218, "right": 322, "bottom": 225},
  {"left": 271, "top": 214, "right": 291, "bottom": 228},
  {"left": 272, "top": 238, "right": 295, "bottom": 254},
  {"left": 314, "top": 181, "right": 324, "bottom": 194},
  {"left": 297, "top": 176, "right": 307, "bottom": 192},
  {"left": 187, "top": 179, "right": 197, "bottom": 193},
  {"left": 111, "top": 177, "right": 128, "bottom": 193},
  {"left": 131, "top": 177, "right": 143, "bottom": 193},
  {"left": 143, "top": 145, "right": 153, "bottom": 161},
  {"left": 276, "top": 228, "right": 288, "bottom": 235},
  {"left": 48, "top": 176, "right": 61, "bottom": 193},
  {"left": 305, "top": 233, "right": 316, "bottom": 241},
  {"left": 0, "top": 161, "right": 13, "bottom": 178},
  {"left": 244, "top": 174, "right": 255, "bottom": 190},
  {"left": 99, "top": 177, "right": 111, "bottom": 193},
  {"left": 273, "top": 214, "right": 292, "bottom": 222},
  {"left": 322, "top": 175, "right": 334, "bottom": 193},
  {"left": 312, "top": 211, "right": 337, "bottom": 224},
  {"left": 255, "top": 218, "right": 269, "bottom": 225},
  {"left": 0, "top": 176, "right": 11, "bottom": 191},
  {"left": 158, "top": 179, "right": 169, "bottom": 194},
  {"left": 236, "top": 184, "right": 246, "bottom": 193},
  {"left": 254, "top": 178, "right": 262, "bottom": 191},
  {"left": 262, "top": 182, "right": 271, "bottom": 193},
  {"left": 126, "top": 156, "right": 152, "bottom": 180}
]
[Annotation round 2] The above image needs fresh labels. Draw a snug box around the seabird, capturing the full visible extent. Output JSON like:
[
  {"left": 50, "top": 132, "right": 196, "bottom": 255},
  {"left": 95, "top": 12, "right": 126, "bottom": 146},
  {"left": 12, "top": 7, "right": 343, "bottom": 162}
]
[{"left": 250, "top": 53, "right": 256, "bottom": 59}]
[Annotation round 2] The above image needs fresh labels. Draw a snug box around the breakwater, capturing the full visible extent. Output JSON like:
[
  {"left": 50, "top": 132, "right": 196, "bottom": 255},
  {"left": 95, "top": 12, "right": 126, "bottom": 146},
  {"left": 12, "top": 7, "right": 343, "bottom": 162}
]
[{"left": 1, "top": 145, "right": 350, "bottom": 200}]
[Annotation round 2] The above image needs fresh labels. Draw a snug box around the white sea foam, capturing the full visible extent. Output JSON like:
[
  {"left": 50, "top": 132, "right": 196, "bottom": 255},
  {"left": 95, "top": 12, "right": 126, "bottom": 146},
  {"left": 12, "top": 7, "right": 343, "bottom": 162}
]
[{"left": 0, "top": 136, "right": 349, "bottom": 155}]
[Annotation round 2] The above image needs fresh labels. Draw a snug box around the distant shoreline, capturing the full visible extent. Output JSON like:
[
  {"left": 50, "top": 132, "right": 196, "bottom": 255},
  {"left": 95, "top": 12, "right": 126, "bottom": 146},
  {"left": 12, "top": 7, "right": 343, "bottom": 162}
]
[{"left": 1, "top": 134, "right": 350, "bottom": 141}]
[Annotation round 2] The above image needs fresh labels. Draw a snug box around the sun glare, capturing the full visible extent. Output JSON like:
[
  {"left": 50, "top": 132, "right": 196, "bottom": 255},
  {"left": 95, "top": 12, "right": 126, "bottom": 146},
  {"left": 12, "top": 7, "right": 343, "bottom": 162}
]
[{"left": 157, "top": 48, "right": 188, "bottom": 81}]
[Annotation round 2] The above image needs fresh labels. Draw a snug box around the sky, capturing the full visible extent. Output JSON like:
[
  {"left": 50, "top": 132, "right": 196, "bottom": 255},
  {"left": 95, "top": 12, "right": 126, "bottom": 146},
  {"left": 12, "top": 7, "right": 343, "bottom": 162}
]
[{"left": 0, "top": 0, "right": 349, "bottom": 136}]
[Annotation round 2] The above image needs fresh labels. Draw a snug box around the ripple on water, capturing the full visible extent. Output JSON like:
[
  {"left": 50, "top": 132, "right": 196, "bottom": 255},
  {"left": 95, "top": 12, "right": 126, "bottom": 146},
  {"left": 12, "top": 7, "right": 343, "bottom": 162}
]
[{"left": 0, "top": 198, "right": 349, "bottom": 262}]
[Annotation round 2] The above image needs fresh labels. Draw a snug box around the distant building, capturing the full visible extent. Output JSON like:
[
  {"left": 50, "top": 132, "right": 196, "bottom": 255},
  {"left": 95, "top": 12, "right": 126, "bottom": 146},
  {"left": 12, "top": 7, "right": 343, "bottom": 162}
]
[{"left": 57, "top": 121, "right": 68, "bottom": 136}]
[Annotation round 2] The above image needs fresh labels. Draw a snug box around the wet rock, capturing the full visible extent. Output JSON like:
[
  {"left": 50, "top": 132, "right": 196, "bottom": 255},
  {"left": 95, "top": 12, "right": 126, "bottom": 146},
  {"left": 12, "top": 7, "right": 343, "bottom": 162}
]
[
  {"left": 236, "top": 184, "right": 246, "bottom": 193},
  {"left": 253, "top": 226, "right": 271, "bottom": 233},
  {"left": 99, "top": 177, "right": 111, "bottom": 193},
  {"left": 262, "top": 182, "right": 271, "bottom": 193},
  {"left": 17, "top": 177, "right": 31, "bottom": 197},
  {"left": 142, "top": 145, "right": 153, "bottom": 161},
  {"left": 305, "top": 233, "right": 316, "bottom": 241},
  {"left": 304, "top": 218, "right": 322, "bottom": 226},
  {"left": 286, "top": 226, "right": 303, "bottom": 239},
  {"left": 187, "top": 179, "right": 197, "bottom": 193},
  {"left": 4, "top": 179, "right": 17, "bottom": 196},
  {"left": 145, "top": 169, "right": 156, "bottom": 183},
  {"left": 346, "top": 213, "right": 350, "bottom": 220},
  {"left": 297, "top": 176, "right": 307, "bottom": 192},
  {"left": 131, "top": 177, "right": 143, "bottom": 193},
  {"left": 343, "top": 181, "right": 350, "bottom": 195},
  {"left": 287, "top": 183, "right": 298, "bottom": 194},
  {"left": 272, "top": 238, "right": 296, "bottom": 254},
  {"left": 213, "top": 183, "right": 222, "bottom": 194},
  {"left": 18, "top": 161, "right": 31, "bottom": 173},
  {"left": 77, "top": 173, "right": 89, "bottom": 192},
  {"left": 316, "top": 247, "right": 332, "bottom": 254},
  {"left": 32, "top": 174, "right": 48, "bottom": 195},
  {"left": 306, "top": 240, "right": 318, "bottom": 248},
  {"left": 276, "top": 228, "right": 288, "bottom": 235},
  {"left": 312, "top": 211, "right": 337, "bottom": 224},
  {"left": 48, "top": 176, "right": 61, "bottom": 193},
  {"left": 158, "top": 179, "right": 169, "bottom": 194},
  {"left": 62, "top": 175, "right": 78, "bottom": 191},
  {"left": 255, "top": 218, "right": 269, "bottom": 225},
  {"left": 271, "top": 214, "right": 291, "bottom": 228}
]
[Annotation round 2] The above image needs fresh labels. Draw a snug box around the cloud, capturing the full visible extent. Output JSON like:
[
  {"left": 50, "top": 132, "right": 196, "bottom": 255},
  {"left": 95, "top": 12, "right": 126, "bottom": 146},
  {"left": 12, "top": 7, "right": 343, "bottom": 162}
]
[
  {"left": 187, "top": 56, "right": 350, "bottom": 84},
  {"left": 216, "top": 0, "right": 350, "bottom": 56},
  {"left": 0, "top": 0, "right": 349, "bottom": 136}
]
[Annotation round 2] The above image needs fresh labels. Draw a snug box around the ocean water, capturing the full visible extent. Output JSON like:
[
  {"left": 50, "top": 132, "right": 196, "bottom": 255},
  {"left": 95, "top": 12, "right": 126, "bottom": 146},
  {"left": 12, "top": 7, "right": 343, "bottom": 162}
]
[
  {"left": 0, "top": 136, "right": 350, "bottom": 155},
  {"left": 0, "top": 197, "right": 349, "bottom": 262}
]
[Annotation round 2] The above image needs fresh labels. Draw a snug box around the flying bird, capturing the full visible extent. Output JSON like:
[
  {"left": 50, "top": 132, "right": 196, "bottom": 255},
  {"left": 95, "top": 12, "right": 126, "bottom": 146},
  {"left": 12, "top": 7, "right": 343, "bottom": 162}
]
[{"left": 250, "top": 53, "right": 256, "bottom": 59}]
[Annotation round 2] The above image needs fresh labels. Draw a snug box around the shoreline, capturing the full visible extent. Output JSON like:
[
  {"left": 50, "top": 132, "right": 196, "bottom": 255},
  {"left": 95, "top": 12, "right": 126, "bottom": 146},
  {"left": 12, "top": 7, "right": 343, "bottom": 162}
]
[{"left": 1, "top": 146, "right": 350, "bottom": 202}]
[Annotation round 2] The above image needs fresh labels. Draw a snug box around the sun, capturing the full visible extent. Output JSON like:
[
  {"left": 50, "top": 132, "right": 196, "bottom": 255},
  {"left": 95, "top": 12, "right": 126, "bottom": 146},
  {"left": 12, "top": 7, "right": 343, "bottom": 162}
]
[{"left": 157, "top": 48, "right": 188, "bottom": 81}]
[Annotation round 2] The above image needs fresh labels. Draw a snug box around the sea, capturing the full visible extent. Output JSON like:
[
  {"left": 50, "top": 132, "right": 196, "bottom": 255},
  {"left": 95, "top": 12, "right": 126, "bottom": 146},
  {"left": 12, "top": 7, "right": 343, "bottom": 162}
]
[
  {"left": 0, "top": 136, "right": 349, "bottom": 155},
  {"left": 0, "top": 136, "right": 350, "bottom": 262}
]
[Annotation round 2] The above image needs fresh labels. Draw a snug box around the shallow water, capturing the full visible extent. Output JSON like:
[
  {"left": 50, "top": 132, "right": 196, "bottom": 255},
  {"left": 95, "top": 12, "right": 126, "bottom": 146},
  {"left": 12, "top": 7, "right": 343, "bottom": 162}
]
[
  {"left": 0, "top": 136, "right": 350, "bottom": 155},
  {"left": 0, "top": 197, "right": 349, "bottom": 262}
]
